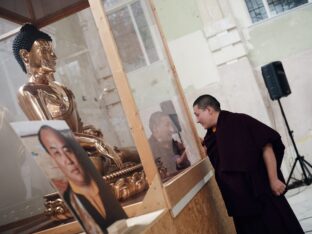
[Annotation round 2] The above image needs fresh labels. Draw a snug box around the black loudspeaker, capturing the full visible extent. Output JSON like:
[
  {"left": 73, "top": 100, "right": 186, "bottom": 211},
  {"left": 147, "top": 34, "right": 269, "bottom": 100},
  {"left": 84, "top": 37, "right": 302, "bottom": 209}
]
[{"left": 261, "top": 61, "right": 291, "bottom": 100}]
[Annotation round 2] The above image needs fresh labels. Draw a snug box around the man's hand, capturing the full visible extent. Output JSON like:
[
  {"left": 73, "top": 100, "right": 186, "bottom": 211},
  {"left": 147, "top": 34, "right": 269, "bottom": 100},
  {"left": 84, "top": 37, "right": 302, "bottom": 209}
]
[
  {"left": 262, "top": 143, "right": 287, "bottom": 196},
  {"left": 270, "top": 178, "right": 286, "bottom": 196},
  {"left": 176, "top": 150, "right": 187, "bottom": 164}
]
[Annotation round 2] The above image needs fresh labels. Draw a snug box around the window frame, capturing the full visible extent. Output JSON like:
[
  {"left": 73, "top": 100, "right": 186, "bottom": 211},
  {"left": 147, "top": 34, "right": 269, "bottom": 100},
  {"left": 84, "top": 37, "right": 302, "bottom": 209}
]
[
  {"left": 245, "top": 0, "right": 311, "bottom": 23},
  {"left": 105, "top": 0, "right": 161, "bottom": 72}
]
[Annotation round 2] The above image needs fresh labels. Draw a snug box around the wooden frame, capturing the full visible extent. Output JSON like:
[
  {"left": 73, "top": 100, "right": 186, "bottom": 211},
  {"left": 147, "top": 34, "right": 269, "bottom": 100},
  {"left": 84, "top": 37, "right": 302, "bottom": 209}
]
[
  {"left": 163, "top": 158, "right": 212, "bottom": 209},
  {"left": 88, "top": 0, "right": 210, "bottom": 216},
  {"left": 0, "top": 0, "right": 218, "bottom": 231}
]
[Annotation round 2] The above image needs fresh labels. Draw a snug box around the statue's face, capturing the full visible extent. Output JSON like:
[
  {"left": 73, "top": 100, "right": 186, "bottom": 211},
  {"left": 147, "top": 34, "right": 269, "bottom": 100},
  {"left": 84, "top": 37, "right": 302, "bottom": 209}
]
[{"left": 27, "top": 39, "right": 56, "bottom": 73}]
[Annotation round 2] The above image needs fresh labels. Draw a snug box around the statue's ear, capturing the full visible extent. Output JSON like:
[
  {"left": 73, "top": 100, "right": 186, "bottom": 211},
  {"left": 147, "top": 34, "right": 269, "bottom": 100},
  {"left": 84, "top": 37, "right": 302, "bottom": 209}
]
[{"left": 19, "top": 49, "right": 29, "bottom": 64}]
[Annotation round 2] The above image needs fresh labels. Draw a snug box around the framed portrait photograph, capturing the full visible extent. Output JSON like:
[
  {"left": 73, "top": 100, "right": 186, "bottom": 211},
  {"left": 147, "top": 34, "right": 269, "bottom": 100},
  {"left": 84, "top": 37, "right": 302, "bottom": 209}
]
[{"left": 11, "top": 120, "right": 127, "bottom": 234}]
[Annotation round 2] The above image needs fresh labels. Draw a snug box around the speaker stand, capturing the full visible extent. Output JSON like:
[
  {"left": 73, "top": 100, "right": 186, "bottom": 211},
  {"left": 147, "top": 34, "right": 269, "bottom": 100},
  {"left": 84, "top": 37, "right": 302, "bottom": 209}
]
[{"left": 277, "top": 99, "right": 312, "bottom": 189}]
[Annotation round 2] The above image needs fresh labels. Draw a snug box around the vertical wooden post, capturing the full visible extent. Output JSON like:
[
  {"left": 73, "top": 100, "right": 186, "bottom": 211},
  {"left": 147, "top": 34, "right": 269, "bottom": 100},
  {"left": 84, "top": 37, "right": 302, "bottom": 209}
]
[
  {"left": 88, "top": 0, "right": 158, "bottom": 183},
  {"left": 148, "top": 0, "right": 206, "bottom": 158}
]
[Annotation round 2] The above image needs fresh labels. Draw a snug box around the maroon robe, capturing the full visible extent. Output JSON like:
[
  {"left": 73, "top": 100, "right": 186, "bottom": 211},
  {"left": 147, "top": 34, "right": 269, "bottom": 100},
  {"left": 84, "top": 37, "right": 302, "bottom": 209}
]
[{"left": 203, "top": 110, "right": 303, "bottom": 234}]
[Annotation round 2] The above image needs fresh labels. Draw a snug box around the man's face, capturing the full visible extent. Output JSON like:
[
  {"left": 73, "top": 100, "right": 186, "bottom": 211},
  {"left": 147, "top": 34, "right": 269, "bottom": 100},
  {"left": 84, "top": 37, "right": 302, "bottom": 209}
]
[
  {"left": 155, "top": 116, "right": 174, "bottom": 143},
  {"left": 40, "top": 129, "right": 88, "bottom": 186},
  {"left": 193, "top": 105, "right": 214, "bottom": 129},
  {"left": 27, "top": 39, "right": 56, "bottom": 73}
]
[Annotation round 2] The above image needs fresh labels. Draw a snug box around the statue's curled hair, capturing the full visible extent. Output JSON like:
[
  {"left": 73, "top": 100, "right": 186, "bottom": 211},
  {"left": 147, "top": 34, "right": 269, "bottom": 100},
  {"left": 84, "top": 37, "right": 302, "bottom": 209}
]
[{"left": 12, "top": 23, "right": 52, "bottom": 73}]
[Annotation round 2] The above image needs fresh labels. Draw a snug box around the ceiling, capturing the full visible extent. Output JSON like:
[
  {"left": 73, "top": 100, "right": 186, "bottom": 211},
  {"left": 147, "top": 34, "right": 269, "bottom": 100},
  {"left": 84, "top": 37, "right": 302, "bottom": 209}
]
[{"left": 0, "top": 0, "right": 89, "bottom": 28}]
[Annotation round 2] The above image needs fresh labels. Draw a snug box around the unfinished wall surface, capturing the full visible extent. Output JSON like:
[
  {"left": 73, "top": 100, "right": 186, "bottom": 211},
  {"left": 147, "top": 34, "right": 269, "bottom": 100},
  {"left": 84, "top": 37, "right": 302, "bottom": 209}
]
[
  {"left": 153, "top": 0, "right": 312, "bottom": 176},
  {"left": 144, "top": 178, "right": 235, "bottom": 234}
]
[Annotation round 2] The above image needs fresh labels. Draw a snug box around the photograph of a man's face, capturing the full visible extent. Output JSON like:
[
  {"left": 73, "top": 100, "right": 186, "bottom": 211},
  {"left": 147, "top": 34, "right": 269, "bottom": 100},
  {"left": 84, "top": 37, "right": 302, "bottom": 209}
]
[
  {"left": 39, "top": 126, "right": 89, "bottom": 188},
  {"left": 15, "top": 121, "right": 127, "bottom": 234}
]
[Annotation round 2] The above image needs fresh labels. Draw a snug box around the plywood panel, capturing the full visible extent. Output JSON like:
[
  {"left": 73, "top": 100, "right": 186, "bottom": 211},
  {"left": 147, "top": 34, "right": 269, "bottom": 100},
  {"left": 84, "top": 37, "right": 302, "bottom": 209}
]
[
  {"left": 163, "top": 158, "right": 211, "bottom": 207},
  {"left": 144, "top": 177, "right": 235, "bottom": 234}
]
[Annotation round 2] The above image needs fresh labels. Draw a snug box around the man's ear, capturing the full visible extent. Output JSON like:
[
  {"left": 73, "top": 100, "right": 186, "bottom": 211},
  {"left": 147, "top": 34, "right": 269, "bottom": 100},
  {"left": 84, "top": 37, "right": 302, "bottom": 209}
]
[
  {"left": 206, "top": 106, "right": 213, "bottom": 113},
  {"left": 19, "top": 49, "right": 29, "bottom": 64}
]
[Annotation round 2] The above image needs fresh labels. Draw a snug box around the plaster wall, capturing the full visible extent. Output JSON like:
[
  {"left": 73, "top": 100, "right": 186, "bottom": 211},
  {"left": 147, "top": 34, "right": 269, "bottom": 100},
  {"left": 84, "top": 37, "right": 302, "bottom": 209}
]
[
  {"left": 153, "top": 0, "right": 203, "bottom": 41},
  {"left": 245, "top": 3, "right": 312, "bottom": 171},
  {"left": 154, "top": 1, "right": 270, "bottom": 130},
  {"left": 247, "top": 3, "right": 312, "bottom": 67},
  {"left": 153, "top": 0, "right": 312, "bottom": 173}
]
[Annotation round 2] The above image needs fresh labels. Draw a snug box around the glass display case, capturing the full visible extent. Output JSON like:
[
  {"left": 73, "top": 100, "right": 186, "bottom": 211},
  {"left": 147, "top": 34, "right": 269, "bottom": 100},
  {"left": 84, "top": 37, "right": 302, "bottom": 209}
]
[
  {"left": 0, "top": 0, "right": 220, "bottom": 233},
  {"left": 89, "top": 0, "right": 210, "bottom": 213}
]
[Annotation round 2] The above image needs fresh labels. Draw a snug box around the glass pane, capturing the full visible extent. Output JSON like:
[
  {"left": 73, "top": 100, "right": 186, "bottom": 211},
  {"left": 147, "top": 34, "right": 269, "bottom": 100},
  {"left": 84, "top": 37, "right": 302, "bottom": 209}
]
[
  {"left": 0, "top": 7, "right": 149, "bottom": 224},
  {"left": 105, "top": 0, "right": 160, "bottom": 72},
  {"left": 104, "top": 0, "right": 202, "bottom": 183},
  {"left": 0, "top": 112, "right": 55, "bottom": 226},
  {"left": 267, "top": 0, "right": 308, "bottom": 15},
  {"left": 131, "top": 1, "right": 159, "bottom": 64},
  {"left": 48, "top": 9, "right": 138, "bottom": 151},
  {"left": 108, "top": 6, "right": 146, "bottom": 72},
  {"left": 0, "top": 23, "right": 27, "bottom": 120},
  {"left": 104, "top": 0, "right": 127, "bottom": 10},
  {"left": 0, "top": 18, "right": 20, "bottom": 35},
  {"left": 245, "top": 0, "right": 268, "bottom": 23}
]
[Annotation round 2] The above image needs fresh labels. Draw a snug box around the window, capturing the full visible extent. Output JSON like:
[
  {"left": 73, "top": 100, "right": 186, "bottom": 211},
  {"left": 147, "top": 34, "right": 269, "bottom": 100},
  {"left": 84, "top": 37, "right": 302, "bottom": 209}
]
[
  {"left": 245, "top": 0, "right": 308, "bottom": 23},
  {"left": 105, "top": 0, "right": 159, "bottom": 72}
]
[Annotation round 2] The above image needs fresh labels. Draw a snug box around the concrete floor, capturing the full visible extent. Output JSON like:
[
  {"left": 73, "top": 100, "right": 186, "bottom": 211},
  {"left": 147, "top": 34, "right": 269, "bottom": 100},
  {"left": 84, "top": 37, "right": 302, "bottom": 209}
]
[{"left": 287, "top": 184, "right": 312, "bottom": 233}]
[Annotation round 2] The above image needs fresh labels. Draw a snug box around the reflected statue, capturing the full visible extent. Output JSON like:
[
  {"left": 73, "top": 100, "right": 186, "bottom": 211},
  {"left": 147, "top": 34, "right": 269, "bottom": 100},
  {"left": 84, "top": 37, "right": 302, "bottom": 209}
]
[{"left": 12, "top": 24, "right": 147, "bottom": 205}]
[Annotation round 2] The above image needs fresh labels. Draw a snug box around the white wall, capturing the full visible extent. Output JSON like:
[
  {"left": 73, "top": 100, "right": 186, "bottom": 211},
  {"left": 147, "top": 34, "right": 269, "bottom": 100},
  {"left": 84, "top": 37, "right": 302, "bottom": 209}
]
[{"left": 160, "top": 0, "right": 312, "bottom": 177}]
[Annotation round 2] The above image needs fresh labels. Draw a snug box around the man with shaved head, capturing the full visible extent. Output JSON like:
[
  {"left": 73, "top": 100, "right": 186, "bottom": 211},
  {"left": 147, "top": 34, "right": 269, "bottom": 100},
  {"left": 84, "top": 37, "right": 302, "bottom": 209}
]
[{"left": 193, "top": 94, "right": 303, "bottom": 234}]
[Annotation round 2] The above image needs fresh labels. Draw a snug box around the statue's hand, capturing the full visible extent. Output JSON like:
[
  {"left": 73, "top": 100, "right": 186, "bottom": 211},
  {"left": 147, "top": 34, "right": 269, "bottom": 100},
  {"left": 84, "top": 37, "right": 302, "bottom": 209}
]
[
  {"left": 83, "top": 125, "right": 103, "bottom": 138},
  {"left": 96, "top": 141, "right": 124, "bottom": 169},
  {"left": 75, "top": 132, "right": 124, "bottom": 170}
]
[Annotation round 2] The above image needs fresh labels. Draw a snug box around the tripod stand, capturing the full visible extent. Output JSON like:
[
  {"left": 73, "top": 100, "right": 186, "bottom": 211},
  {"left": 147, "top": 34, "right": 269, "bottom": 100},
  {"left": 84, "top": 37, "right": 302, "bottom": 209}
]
[{"left": 277, "top": 99, "right": 312, "bottom": 189}]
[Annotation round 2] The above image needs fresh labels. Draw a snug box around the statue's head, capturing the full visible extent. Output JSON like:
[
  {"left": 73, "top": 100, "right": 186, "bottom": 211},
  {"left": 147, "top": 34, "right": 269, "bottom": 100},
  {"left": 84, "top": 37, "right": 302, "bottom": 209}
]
[{"left": 12, "top": 23, "right": 54, "bottom": 74}]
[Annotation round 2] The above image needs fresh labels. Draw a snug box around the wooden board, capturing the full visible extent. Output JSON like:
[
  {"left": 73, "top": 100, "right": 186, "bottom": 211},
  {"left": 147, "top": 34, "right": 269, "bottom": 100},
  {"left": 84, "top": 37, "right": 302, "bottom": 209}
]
[
  {"left": 143, "top": 177, "right": 235, "bottom": 234},
  {"left": 163, "top": 158, "right": 211, "bottom": 208}
]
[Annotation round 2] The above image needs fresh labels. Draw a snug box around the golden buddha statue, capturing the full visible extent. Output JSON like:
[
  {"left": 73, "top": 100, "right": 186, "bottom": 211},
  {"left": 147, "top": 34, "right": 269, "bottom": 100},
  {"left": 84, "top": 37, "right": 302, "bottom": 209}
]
[{"left": 12, "top": 24, "right": 147, "bottom": 205}]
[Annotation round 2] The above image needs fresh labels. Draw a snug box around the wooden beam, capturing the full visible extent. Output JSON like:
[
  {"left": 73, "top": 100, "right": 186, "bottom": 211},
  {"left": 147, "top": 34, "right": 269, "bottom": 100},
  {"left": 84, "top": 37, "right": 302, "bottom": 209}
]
[
  {"left": 36, "top": 0, "right": 89, "bottom": 28},
  {"left": 25, "top": 0, "right": 36, "bottom": 22},
  {"left": 0, "top": 7, "right": 31, "bottom": 25},
  {"left": 87, "top": 0, "right": 159, "bottom": 184},
  {"left": 34, "top": 221, "right": 82, "bottom": 234},
  {"left": 163, "top": 158, "right": 211, "bottom": 208},
  {"left": 0, "top": 27, "right": 21, "bottom": 41},
  {"left": 0, "top": 1, "right": 89, "bottom": 27}
]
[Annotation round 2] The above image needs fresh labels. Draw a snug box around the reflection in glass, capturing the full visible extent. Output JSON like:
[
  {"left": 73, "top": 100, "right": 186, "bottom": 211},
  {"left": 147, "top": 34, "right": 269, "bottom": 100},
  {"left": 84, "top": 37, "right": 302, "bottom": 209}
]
[
  {"left": 108, "top": 6, "right": 145, "bottom": 72},
  {"left": 148, "top": 111, "right": 190, "bottom": 181},
  {"left": 131, "top": 1, "right": 159, "bottom": 64},
  {"left": 0, "top": 110, "right": 54, "bottom": 226},
  {"left": 106, "top": 0, "right": 159, "bottom": 72},
  {"left": 103, "top": 0, "right": 202, "bottom": 182}
]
